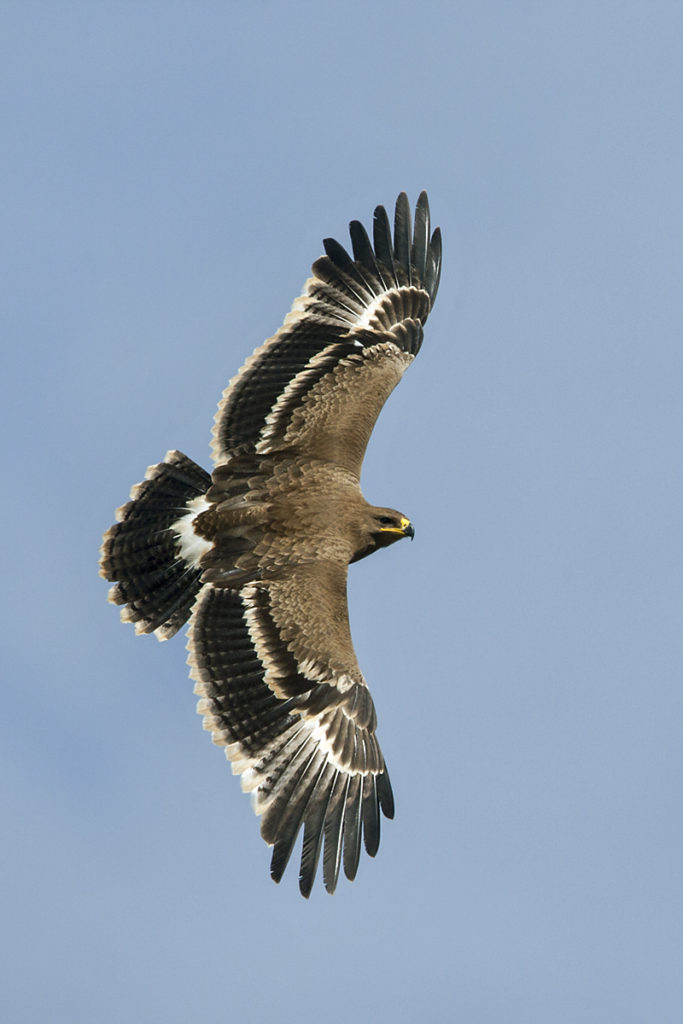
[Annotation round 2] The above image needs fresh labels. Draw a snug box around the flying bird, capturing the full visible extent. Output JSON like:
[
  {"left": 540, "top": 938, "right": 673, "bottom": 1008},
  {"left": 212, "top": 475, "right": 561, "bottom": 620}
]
[{"left": 100, "top": 192, "right": 442, "bottom": 896}]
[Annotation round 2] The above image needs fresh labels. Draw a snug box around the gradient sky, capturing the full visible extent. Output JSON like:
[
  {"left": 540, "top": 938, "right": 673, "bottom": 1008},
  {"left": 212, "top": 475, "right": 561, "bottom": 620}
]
[{"left": 3, "top": 2, "right": 683, "bottom": 1021}]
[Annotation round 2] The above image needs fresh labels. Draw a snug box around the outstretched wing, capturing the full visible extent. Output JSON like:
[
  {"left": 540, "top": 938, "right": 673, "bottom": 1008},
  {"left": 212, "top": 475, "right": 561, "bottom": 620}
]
[
  {"left": 212, "top": 191, "right": 442, "bottom": 477},
  {"left": 188, "top": 561, "right": 394, "bottom": 897}
]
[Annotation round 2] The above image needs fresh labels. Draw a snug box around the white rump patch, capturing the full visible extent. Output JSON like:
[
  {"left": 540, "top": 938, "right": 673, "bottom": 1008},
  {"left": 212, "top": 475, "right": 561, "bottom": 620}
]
[{"left": 172, "top": 496, "right": 212, "bottom": 566}]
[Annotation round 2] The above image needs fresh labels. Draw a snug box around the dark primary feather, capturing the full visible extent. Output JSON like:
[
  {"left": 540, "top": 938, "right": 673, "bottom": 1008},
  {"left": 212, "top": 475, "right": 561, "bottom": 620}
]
[
  {"left": 372, "top": 204, "right": 396, "bottom": 282},
  {"left": 362, "top": 773, "right": 381, "bottom": 858},
  {"left": 298, "top": 766, "right": 335, "bottom": 898},
  {"left": 412, "top": 190, "right": 429, "bottom": 284},
  {"left": 349, "top": 219, "right": 384, "bottom": 284},
  {"left": 393, "top": 192, "right": 412, "bottom": 282},
  {"left": 342, "top": 775, "right": 363, "bottom": 882},
  {"left": 322, "top": 774, "right": 347, "bottom": 893}
]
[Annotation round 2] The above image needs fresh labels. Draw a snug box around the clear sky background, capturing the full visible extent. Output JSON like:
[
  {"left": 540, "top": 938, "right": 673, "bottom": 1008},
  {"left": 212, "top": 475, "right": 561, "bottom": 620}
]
[{"left": 2, "top": 2, "right": 682, "bottom": 1021}]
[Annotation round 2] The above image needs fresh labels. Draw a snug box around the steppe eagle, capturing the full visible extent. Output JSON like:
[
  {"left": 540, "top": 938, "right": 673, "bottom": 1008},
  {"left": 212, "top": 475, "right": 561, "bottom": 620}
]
[{"left": 100, "top": 192, "right": 442, "bottom": 896}]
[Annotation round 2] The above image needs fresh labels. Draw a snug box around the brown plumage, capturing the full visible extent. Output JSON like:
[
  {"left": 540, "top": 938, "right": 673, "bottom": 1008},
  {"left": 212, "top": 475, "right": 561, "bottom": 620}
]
[{"left": 100, "top": 192, "right": 442, "bottom": 896}]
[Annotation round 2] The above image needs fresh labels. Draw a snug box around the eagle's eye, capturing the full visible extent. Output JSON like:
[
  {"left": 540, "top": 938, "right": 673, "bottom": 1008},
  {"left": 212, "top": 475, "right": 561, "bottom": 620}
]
[{"left": 377, "top": 516, "right": 395, "bottom": 526}]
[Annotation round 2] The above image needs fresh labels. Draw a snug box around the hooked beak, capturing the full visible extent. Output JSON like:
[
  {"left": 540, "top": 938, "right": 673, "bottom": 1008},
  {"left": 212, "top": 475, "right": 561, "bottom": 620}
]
[{"left": 378, "top": 515, "right": 415, "bottom": 542}]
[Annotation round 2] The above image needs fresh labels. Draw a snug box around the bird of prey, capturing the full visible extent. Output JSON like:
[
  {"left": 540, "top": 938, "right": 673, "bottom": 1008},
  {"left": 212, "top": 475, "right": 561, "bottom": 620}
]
[{"left": 100, "top": 192, "right": 442, "bottom": 896}]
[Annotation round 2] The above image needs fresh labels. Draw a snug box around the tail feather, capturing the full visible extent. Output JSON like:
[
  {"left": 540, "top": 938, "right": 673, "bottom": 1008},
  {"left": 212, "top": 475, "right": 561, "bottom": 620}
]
[{"left": 100, "top": 450, "right": 212, "bottom": 640}]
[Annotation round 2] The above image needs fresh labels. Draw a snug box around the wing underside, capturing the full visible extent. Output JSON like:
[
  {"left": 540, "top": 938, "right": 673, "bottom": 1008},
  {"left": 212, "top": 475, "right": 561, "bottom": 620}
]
[
  {"left": 188, "top": 578, "right": 394, "bottom": 896},
  {"left": 212, "top": 191, "right": 442, "bottom": 474}
]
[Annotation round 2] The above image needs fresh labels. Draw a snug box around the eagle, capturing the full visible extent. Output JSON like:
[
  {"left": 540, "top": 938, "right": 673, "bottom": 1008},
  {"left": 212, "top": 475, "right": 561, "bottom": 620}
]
[{"left": 100, "top": 192, "right": 442, "bottom": 896}]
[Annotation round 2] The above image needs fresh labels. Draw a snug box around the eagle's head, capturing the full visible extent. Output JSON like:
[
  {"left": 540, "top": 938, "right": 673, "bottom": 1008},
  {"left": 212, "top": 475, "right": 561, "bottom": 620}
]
[{"left": 350, "top": 506, "right": 414, "bottom": 563}]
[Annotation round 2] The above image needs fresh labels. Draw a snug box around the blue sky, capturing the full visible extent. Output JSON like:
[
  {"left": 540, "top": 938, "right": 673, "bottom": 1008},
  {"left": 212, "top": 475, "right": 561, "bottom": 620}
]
[{"left": 3, "top": 2, "right": 683, "bottom": 1021}]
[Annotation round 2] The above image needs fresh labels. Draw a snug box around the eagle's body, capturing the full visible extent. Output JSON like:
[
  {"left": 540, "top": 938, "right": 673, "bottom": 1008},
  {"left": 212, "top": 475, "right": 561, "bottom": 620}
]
[{"left": 100, "top": 192, "right": 441, "bottom": 895}]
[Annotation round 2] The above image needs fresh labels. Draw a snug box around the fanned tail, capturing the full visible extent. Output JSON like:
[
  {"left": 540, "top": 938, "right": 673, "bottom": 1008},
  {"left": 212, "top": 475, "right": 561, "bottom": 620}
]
[{"left": 100, "top": 450, "right": 212, "bottom": 640}]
